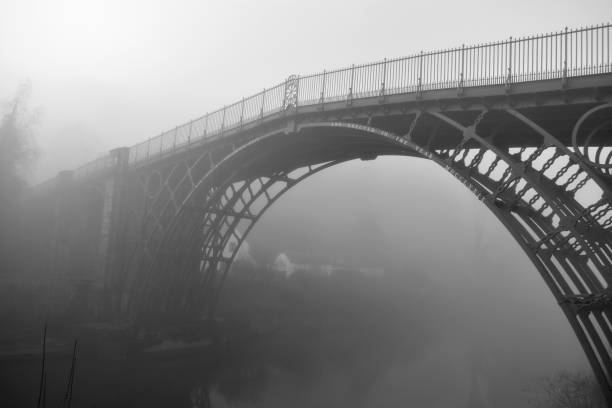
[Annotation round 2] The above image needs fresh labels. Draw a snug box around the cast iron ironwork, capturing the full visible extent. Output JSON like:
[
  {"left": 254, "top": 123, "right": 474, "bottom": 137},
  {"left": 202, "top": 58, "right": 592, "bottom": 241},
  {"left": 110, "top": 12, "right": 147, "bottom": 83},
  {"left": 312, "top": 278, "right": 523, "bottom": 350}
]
[{"left": 33, "top": 24, "right": 612, "bottom": 401}]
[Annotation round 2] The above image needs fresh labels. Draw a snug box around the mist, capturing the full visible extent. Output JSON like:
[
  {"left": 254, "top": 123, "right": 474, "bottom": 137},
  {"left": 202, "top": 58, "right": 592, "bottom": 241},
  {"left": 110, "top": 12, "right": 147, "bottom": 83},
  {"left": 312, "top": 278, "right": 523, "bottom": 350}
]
[
  {"left": 233, "top": 156, "right": 590, "bottom": 406},
  {"left": 1, "top": 0, "right": 610, "bottom": 407},
  {"left": 1, "top": 0, "right": 610, "bottom": 182}
]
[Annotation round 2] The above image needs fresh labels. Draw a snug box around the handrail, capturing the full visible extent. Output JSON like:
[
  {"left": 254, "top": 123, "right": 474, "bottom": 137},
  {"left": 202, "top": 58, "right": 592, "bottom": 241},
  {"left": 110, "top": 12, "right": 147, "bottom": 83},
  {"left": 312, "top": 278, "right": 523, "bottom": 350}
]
[{"left": 69, "top": 23, "right": 611, "bottom": 179}]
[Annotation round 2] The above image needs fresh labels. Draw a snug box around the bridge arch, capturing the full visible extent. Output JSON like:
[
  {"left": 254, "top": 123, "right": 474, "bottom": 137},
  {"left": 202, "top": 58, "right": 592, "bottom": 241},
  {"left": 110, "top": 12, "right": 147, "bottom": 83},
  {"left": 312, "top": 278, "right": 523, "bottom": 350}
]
[{"left": 130, "top": 109, "right": 612, "bottom": 398}]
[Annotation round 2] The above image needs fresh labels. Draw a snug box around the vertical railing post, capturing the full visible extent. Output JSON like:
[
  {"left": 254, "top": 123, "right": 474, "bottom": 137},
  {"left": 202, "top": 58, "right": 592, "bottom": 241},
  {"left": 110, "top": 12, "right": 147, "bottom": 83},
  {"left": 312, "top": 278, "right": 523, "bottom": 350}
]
[
  {"left": 458, "top": 45, "right": 465, "bottom": 94},
  {"left": 221, "top": 106, "right": 226, "bottom": 137},
  {"left": 602, "top": 23, "right": 612, "bottom": 69},
  {"left": 204, "top": 113, "right": 209, "bottom": 138},
  {"left": 379, "top": 58, "right": 387, "bottom": 101},
  {"left": 146, "top": 138, "right": 151, "bottom": 161},
  {"left": 240, "top": 98, "right": 245, "bottom": 128},
  {"left": 319, "top": 70, "right": 326, "bottom": 109},
  {"left": 563, "top": 26, "right": 569, "bottom": 87},
  {"left": 595, "top": 24, "right": 599, "bottom": 74},
  {"left": 187, "top": 120, "right": 193, "bottom": 144},
  {"left": 417, "top": 51, "right": 423, "bottom": 98},
  {"left": 282, "top": 78, "right": 288, "bottom": 110},
  {"left": 295, "top": 75, "right": 300, "bottom": 112},
  {"left": 173, "top": 126, "right": 178, "bottom": 151},
  {"left": 505, "top": 37, "right": 513, "bottom": 91},
  {"left": 260, "top": 89, "right": 266, "bottom": 120},
  {"left": 347, "top": 64, "right": 355, "bottom": 106}
]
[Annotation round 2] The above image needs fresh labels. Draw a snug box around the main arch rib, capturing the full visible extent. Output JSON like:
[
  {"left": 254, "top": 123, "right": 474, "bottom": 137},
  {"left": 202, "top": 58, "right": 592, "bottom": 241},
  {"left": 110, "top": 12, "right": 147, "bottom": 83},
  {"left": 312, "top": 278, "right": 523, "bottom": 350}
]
[{"left": 135, "top": 113, "right": 612, "bottom": 399}]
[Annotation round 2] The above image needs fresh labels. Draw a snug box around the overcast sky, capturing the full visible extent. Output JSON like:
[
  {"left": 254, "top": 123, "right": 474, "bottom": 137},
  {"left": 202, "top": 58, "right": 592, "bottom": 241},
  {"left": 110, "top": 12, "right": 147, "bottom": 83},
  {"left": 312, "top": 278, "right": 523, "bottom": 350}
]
[{"left": 1, "top": 0, "right": 610, "bottom": 179}]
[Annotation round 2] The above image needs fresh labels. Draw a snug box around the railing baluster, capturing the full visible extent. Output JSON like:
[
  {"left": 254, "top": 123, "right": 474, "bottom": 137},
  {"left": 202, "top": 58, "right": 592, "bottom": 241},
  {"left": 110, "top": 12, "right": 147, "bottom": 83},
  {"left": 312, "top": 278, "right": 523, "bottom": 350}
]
[
  {"left": 418, "top": 51, "right": 424, "bottom": 93},
  {"left": 459, "top": 45, "right": 464, "bottom": 89},
  {"left": 575, "top": 29, "right": 578, "bottom": 73},
  {"left": 173, "top": 126, "right": 178, "bottom": 151},
  {"left": 295, "top": 76, "right": 300, "bottom": 110},
  {"left": 564, "top": 27, "right": 568, "bottom": 85},
  {"left": 204, "top": 113, "right": 209, "bottom": 138},
  {"left": 221, "top": 106, "right": 226, "bottom": 135},
  {"left": 240, "top": 98, "right": 244, "bottom": 128},
  {"left": 506, "top": 37, "right": 513, "bottom": 88},
  {"left": 380, "top": 58, "right": 387, "bottom": 97},
  {"left": 260, "top": 89, "right": 266, "bottom": 119},
  {"left": 603, "top": 25, "right": 606, "bottom": 71},
  {"left": 589, "top": 27, "right": 597, "bottom": 73},
  {"left": 348, "top": 64, "right": 355, "bottom": 104},
  {"left": 320, "top": 70, "right": 326, "bottom": 106}
]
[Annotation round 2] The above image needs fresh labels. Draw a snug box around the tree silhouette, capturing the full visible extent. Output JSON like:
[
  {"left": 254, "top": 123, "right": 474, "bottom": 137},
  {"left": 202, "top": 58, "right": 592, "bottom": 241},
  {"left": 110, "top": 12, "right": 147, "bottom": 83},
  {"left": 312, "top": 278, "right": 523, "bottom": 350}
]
[{"left": 0, "top": 82, "right": 38, "bottom": 274}]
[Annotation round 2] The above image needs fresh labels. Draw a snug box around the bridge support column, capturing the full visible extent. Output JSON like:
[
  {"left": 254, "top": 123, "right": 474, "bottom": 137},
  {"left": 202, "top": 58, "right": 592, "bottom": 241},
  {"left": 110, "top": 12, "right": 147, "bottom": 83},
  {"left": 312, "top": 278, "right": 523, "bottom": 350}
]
[
  {"left": 48, "top": 170, "right": 75, "bottom": 280},
  {"left": 96, "top": 147, "right": 131, "bottom": 321}
]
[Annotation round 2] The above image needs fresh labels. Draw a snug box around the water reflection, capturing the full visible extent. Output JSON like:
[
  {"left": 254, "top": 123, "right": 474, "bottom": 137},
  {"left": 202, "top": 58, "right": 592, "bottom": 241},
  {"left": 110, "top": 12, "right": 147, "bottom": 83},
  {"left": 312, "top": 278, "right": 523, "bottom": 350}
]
[{"left": 0, "top": 264, "right": 584, "bottom": 407}]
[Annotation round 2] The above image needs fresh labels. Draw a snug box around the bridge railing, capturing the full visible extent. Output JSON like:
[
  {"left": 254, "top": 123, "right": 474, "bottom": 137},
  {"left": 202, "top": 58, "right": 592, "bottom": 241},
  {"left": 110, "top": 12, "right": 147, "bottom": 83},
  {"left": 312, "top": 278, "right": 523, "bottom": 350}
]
[
  {"left": 127, "top": 82, "right": 288, "bottom": 165},
  {"left": 73, "top": 153, "right": 117, "bottom": 180},
  {"left": 67, "top": 24, "right": 611, "bottom": 175}
]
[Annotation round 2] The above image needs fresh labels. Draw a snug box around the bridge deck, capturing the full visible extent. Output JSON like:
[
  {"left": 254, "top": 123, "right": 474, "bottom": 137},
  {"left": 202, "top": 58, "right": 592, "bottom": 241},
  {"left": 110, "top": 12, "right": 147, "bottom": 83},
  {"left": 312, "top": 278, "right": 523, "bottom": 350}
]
[{"left": 56, "top": 24, "right": 612, "bottom": 182}]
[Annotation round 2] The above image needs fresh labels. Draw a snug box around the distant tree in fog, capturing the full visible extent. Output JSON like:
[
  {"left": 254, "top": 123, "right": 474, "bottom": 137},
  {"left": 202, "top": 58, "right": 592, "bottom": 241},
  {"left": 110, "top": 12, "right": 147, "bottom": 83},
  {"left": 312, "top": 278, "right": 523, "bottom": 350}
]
[
  {"left": 0, "top": 82, "right": 38, "bottom": 195},
  {"left": 532, "top": 370, "right": 605, "bottom": 408},
  {"left": 0, "top": 83, "right": 38, "bottom": 272}
]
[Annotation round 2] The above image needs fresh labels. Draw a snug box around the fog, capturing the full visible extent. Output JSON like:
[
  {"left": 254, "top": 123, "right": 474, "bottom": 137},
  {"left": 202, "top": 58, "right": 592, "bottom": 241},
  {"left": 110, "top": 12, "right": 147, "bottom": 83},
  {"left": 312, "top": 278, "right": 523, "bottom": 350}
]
[
  {"left": 1, "top": 0, "right": 611, "bottom": 181},
  {"left": 238, "top": 156, "right": 590, "bottom": 406},
  {"left": 1, "top": 0, "right": 610, "bottom": 406}
]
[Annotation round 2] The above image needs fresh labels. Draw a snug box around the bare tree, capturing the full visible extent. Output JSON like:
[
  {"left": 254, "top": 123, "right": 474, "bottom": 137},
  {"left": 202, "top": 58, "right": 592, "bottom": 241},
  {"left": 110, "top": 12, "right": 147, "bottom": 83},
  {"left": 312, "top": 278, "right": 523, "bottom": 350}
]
[
  {"left": 531, "top": 370, "right": 605, "bottom": 408},
  {"left": 0, "top": 82, "right": 38, "bottom": 194},
  {"left": 0, "top": 82, "right": 38, "bottom": 274}
]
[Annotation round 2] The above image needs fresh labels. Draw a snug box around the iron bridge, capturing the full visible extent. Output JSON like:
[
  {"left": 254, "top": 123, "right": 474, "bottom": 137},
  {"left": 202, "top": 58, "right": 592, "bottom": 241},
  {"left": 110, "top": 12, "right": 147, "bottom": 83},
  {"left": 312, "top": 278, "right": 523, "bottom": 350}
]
[{"left": 30, "top": 24, "right": 612, "bottom": 400}]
